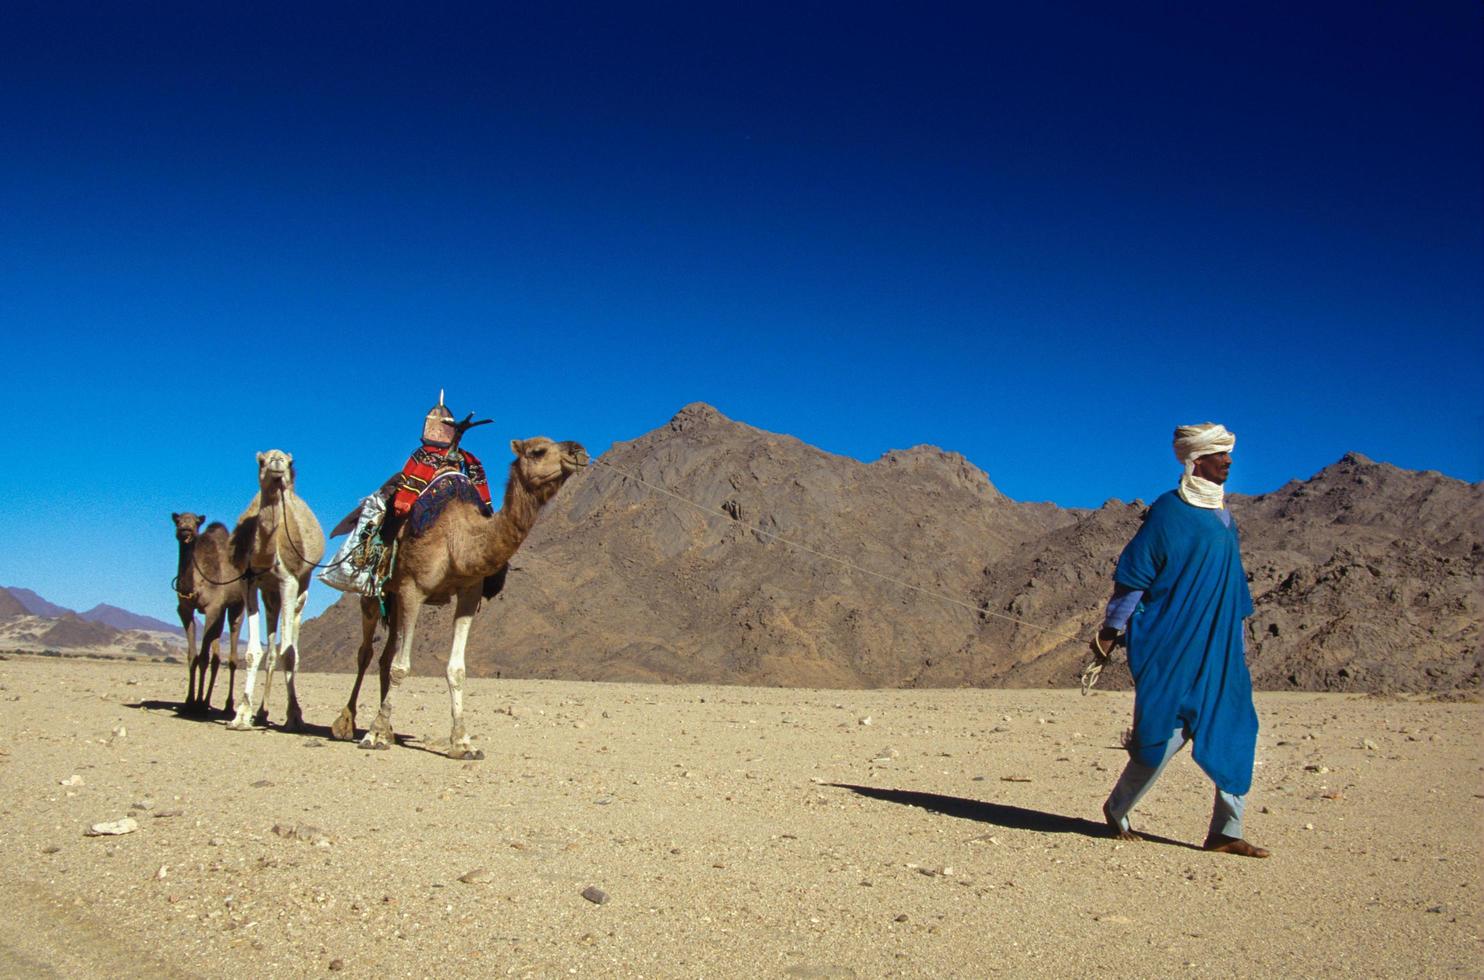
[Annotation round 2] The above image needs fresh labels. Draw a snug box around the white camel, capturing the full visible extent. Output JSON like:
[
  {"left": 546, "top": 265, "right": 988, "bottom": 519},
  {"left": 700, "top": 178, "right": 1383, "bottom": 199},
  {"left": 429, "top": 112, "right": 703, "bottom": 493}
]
[{"left": 227, "top": 449, "right": 325, "bottom": 731}]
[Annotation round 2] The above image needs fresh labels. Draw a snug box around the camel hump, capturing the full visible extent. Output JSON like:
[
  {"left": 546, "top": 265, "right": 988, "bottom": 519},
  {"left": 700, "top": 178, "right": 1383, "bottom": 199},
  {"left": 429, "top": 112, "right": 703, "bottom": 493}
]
[
  {"left": 229, "top": 516, "right": 258, "bottom": 568},
  {"left": 194, "top": 523, "right": 233, "bottom": 566},
  {"left": 236, "top": 492, "right": 263, "bottom": 525},
  {"left": 407, "top": 473, "right": 490, "bottom": 538}
]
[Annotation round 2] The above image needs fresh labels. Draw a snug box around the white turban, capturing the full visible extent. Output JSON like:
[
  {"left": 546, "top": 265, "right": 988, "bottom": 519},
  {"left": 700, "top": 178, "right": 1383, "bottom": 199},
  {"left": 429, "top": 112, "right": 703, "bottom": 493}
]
[
  {"left": 1173, "top": 423, "right": 1236, "bottom": 467},
  {"left": 1173, "top": 423, "right": 1235, "bottom": 509}
]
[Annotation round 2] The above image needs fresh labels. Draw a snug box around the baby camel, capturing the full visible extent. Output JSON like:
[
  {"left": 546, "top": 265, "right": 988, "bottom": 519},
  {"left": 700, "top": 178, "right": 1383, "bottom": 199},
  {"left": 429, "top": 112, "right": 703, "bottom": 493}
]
[{"left": 171, "top": 512, "right": 248, "bottom": 714}]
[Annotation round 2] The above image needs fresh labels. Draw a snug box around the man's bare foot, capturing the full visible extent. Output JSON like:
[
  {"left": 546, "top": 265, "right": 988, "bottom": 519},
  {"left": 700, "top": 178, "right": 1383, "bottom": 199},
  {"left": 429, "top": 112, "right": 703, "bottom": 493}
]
[
  {"left": 1203, "top": 834, "right": 1270, "bottom": 858},
  {"left": 1103, "top": 802, "right": 1142, "bottom": 842}
]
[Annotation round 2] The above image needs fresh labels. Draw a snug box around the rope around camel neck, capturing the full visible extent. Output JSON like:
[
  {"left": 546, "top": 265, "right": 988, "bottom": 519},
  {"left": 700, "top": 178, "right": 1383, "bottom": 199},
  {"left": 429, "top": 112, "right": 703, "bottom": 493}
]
[
  {"left": 267, "top": 495, "right": 354, "bottom": 573},
  {"left": 589, "top": 458, "right": 1085, "bottom": 644},
  {"left": 173, "top": 495, "right": 352, "bottom": 595}
]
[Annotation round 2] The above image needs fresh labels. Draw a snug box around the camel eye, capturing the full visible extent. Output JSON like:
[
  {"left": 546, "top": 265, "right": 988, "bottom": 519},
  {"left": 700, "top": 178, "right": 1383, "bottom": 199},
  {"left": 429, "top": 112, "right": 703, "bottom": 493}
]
[{"left": 531, "top": 448, "right": 547, "bottom": 458}]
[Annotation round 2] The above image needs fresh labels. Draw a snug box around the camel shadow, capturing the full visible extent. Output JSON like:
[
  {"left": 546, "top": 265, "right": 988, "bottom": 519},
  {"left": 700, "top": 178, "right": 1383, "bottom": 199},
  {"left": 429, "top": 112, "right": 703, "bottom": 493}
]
[
  {"left": 130, "top": 699, "right": 234, "bottom": 724},
  {"left": 129, "top": 699, "right": 469, "bottom": 757},
  {"left": 338, "top": 728, "right": 456, "bottom": 758},
  {"left": 829, "top": 783, "right": 1199, "bottom": 851}
]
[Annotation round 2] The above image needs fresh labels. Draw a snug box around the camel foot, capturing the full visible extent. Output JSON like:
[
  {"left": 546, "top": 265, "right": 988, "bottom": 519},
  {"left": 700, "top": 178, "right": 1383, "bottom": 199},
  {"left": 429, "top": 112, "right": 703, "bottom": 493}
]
[
  {"left": 283, "top": 706, "right": 305, "bottom": 732},
  {"left": 330, "top": 708, "right": 357, "bottom": 741},
  {"left": 226, "top": 707, "right": 257, "bottom": 731},
  {"left": 222, "top": 698, "right": 236, "bottom": 716},
  {"left": 449, "top": 748, "right": 485, "bottom": 761},
  {"left": 358, "top": 728, "right": 393, "bottom": 751},
  {"left": 252, "top": 708, "right": 269, "bottom": 728}
]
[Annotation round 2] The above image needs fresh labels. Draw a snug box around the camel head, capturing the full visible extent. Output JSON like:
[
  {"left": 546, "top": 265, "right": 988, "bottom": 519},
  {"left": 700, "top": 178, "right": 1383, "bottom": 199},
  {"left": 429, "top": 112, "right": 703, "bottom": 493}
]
[
  {"left": 509, "top": 438, "right": 588, "bottom": 499},
  {"left": 256, "top": 449, "right": 296, "bottom": 493},
  {"left": 172, "top": 512, "right": 206, "bottom": 544}
]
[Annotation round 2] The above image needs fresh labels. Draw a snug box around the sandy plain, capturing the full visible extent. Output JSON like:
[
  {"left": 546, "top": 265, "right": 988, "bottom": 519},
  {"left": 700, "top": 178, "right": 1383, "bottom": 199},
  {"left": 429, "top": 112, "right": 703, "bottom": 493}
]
[{"left": 0, "top": 654, "right": 1478, "bottom": 979}]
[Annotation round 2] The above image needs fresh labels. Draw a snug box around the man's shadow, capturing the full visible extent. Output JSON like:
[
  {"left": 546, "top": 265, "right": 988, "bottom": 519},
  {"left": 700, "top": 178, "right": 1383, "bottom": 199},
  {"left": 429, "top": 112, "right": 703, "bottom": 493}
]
[{"left": 829, "top": 783, "right": 1198, "bottom": 851}]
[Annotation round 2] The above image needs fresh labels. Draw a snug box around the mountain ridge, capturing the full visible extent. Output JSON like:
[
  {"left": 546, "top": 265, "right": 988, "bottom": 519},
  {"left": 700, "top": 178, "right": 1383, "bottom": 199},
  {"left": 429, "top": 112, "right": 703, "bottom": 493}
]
[
  {"left": 298, "top": 404, "right": 1481, "bottom": 694},
  {"left": 1, "top": 586, "right": 181, "bottom": 635}
]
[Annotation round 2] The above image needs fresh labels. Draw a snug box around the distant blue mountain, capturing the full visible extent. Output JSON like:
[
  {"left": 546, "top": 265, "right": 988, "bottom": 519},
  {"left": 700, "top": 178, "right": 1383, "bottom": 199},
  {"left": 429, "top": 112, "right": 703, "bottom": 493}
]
[
  {"left": 79, "top": 604, "right": 181, "bottom": 634},
  {"left": 2, "top": 587, "right": 182, "bottom": 635},
  {"left": 3, "top": 586, "right": 72, "bottom": 618}
]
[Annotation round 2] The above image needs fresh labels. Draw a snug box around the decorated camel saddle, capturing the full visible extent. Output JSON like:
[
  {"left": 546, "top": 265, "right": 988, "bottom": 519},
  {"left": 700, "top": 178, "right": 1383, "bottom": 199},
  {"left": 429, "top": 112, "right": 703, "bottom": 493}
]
[{"left": 320, "top": 411, "right": 493, "bottom": 597}]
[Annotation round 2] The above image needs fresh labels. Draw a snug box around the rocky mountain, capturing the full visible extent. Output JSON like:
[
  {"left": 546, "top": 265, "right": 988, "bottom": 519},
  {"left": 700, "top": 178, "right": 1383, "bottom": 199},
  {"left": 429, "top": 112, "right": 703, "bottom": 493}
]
[
  {"left": 1, "top": 587, "right": 181, "bottom": 635},
  {"left": 299, "top": 404, "right": 1482, "bottom": 695},
  {"left": 0, "top": 587, "right": 185, "bottom": 659},
  {"left": 39, "top": 613, "right": 124, "bottom": 648},
  {"left": 0, "top": 587, "right": 29, "bottom": 620},
  {"left": 2, "top": 586, "right": 70, "bottom": 619}
]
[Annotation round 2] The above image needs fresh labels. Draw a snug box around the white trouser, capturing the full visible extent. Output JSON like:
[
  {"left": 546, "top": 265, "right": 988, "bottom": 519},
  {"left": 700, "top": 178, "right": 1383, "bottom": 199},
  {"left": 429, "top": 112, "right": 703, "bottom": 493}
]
[{"left": 1104, "top": 727, "right": 1246, "bottom": 840}]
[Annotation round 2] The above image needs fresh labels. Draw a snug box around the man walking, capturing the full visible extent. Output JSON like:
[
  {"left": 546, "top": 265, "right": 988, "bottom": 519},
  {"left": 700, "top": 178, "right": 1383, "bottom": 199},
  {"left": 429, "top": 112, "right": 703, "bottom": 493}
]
[{"left": 1093, "top": 422, "right": 1269, "bottom": 858}]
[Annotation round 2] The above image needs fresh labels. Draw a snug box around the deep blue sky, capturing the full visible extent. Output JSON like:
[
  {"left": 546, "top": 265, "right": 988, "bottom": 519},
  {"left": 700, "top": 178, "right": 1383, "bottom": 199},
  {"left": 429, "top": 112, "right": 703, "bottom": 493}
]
[{"left": 1, "top": 2, "right": 1479, "bottom": 627}]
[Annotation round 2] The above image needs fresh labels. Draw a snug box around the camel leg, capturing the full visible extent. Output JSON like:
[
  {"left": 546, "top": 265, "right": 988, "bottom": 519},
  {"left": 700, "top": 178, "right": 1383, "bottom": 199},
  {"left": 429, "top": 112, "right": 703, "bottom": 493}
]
[
  {"left": 360, "top": 594, "right": 422, "bottom": 751},
  {"left": 200, "top": 634, "right": 219, "bottom": 708},
  {"left": 192, "top": 616, "right": 213, "bottom": 710},
  {"left": 332, "top": 597, "right": 381, "bottom": 741},
  {"left": 256, "top": 588, "right": 282, "bottom": 727},
  {"left": 447, "top": 585, "right": 484, "bottom": 761},
  {"left": 278, "top": 573, "right": 306, "bottom": 731},
  {"left": 228, "top": 587, "right": 266, "bottom": 730},
  {"left": 377, "top": 602, "right": 398, "bottom": 705},
  {"left": 199, "top": 604, "right": 226, "bottom": 709},
  {"left": 179, "top": 605, "right": 198, "bottom": 711},
  {"left": 223, "top": 601, "right": 243, "bottom": 715}
]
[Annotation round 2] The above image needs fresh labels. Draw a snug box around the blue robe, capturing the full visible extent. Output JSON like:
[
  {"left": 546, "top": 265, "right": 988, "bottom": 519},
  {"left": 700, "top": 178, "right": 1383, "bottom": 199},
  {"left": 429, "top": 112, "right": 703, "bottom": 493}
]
[{"left": 1115, "top": 490, "right": 1258, "bottom": 795}]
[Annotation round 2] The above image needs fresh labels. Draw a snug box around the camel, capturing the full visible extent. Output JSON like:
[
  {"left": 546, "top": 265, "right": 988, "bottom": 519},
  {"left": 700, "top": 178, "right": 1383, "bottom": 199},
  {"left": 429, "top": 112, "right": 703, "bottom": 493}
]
[
  {"left": 171, "top": 512, "right": 249, "bottom": 714},
  {"left": 330, "top": 437, "right": 587, "bottom": 758},
  {"left": 226, "top": 449, "right": 325, "bottom": 732}
]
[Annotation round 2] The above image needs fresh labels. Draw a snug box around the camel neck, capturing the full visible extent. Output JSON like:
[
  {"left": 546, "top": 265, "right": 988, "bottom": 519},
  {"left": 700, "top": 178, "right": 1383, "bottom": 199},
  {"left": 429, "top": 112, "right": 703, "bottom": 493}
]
[
  {"left": 176, "top": 538, "right": 196, "bottom": 594},
  {"left": 500, "top": 475, "right": 557, "bottom": 541},
  {"left": 501, "top": 482, "right": 533, "bottom": 538},
  {"left": 470, "top": 474, "right": 555, "bottom": 573}
]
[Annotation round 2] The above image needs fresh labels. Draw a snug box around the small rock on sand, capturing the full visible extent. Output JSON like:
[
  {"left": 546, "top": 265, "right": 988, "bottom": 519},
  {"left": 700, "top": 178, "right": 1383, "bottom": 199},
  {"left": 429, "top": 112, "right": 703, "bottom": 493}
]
[{"left": 86, "top": 818, "right": 138, "bottom": 837}]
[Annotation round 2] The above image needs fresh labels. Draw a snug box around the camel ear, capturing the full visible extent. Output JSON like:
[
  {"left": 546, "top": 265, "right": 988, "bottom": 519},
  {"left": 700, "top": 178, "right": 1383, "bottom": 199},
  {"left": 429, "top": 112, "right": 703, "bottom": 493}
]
[
  {"left": 171, "top": 512, "right": 180, "bottom": 522},
  {"left": 197, "top": 513, "right": 207, "bottom": 525},
  {"left": 257, "top": 452, "right": 266, "bottom": 465},
  {"left": 511, "top": 439, "right": 525, "bottom": 456}
]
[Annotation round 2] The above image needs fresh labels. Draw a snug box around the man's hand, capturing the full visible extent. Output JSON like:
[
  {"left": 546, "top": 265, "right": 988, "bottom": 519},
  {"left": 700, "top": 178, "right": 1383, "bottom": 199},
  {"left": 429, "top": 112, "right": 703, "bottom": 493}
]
[
  {"left": 1090, "top": 626, "right": 1121, "bottom": 660},
  {"left": 393, "top": 499, "right": 411, "bottom": 517}
]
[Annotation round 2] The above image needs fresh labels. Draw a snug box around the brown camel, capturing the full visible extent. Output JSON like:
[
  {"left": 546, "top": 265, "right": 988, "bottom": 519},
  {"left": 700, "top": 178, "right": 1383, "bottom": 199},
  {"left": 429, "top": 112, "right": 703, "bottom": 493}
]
[
  {"left": 171, "top": 512, "right": 249, "bottom": 714},
  {"left": 330, "top": 437, "right": 587, "bottom": 758},
  {"left": 227, "top": 449, "right": 325, "bottom": 731}
]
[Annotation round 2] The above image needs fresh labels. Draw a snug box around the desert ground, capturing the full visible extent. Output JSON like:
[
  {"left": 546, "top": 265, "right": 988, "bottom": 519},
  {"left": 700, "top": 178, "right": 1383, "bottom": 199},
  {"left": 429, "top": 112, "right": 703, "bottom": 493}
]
[{"left": 0, "top": 654, "right": 1477, "bottom": 978}]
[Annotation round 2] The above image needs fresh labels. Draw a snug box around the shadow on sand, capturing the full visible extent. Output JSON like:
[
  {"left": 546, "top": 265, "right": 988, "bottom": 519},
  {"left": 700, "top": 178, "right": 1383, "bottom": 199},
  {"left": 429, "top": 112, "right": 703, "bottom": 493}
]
[
  {"left": 829, "top": 782, "right": 1199, "bottom": 851},
  {"left": 128, "top": 699, "right": 458, "bottom": 757},
  {"left": 131, "top": 699, "right": 233, "bottom": 724}
]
